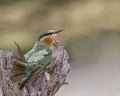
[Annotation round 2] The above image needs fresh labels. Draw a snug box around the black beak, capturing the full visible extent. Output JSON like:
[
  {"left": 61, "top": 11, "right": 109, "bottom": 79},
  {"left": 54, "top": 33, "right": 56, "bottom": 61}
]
[{"left": 53, "top": 29, "right": 65, "bottom": 34}]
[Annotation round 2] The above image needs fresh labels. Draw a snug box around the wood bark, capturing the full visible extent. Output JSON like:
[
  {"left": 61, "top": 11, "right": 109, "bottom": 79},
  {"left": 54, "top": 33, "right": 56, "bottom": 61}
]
[{"left": 0, "top": 41, "right": 70, "bottom": 96}]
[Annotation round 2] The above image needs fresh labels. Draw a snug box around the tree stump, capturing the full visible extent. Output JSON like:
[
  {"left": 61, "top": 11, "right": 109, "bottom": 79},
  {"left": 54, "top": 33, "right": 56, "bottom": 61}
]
[{"left": 0, "top": 41, "right": 70, "bottom": 96}]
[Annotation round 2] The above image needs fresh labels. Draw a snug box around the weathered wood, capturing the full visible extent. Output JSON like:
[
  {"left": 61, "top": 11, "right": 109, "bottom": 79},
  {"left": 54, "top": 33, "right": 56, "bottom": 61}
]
[{"left": 0, "top": 41, "right": 70, "bottom": 96}]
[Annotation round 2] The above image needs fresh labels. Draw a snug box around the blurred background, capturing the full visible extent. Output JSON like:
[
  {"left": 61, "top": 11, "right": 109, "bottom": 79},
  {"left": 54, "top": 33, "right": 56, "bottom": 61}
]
[{"left": 0, "top": 0, "right": 120, "bottom": 96}]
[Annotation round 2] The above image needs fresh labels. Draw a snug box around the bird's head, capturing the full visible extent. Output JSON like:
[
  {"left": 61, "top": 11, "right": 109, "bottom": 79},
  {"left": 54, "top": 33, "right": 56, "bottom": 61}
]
[{"left": 37, "top": 29, "right": 64, "bottom": 46}]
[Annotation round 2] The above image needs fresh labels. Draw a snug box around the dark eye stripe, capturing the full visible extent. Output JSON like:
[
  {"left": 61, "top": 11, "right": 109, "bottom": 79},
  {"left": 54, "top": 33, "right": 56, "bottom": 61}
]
[
  {"left": 45, "top": 33, "right": 53, "bottom": 36},
  {"left": 40, "top": 32, "right": 53, "bottom": 39}
]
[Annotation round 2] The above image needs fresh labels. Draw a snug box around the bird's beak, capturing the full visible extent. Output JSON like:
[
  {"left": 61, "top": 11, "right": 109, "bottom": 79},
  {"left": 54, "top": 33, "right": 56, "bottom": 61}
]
[{"left": 52, "top": 29, "right": 65, "bottom": 34}]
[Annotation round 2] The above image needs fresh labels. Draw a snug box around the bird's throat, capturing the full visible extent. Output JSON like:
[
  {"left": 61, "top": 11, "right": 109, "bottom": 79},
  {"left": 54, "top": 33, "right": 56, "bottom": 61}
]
[{"left": 40, "top": 36, "right": 56, "bottom": 46}]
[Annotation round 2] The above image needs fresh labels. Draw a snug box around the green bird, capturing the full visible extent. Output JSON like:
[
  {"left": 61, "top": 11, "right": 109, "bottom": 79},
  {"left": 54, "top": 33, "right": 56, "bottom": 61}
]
[{"left": 10, "top": 29, "right": 64, "bottom": 89}]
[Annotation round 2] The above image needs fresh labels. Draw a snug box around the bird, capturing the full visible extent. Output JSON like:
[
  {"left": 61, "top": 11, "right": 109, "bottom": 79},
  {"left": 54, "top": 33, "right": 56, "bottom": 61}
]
[{"left": 10, "top": 29, "right": 64, "bottom": 89}]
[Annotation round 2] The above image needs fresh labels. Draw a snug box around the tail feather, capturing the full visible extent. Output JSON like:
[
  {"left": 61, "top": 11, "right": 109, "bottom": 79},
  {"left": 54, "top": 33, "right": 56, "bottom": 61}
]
[
  {"left": 11, "top": 41, "right": 28, "bottom": 82},
  {"left": 13, "top": 59, "right": 27, "bottom": 68},
  {"left": 11, "top": 59, "right": 27, "bottom": 73},
  {"left": 11, "top": 59, "right": 47, "bottom": 89},
  {"left": 11, "top": 68, "right": 25, "bottom": 74},
  {"left": 10, "top": 73, "right": 27, "bottom": 83},
  {"left": 12, "top": 64, "right": 26, "bottom": 72},
  {"left": 11, "top": 58, "right": 41, "bottom": 86},
  {"left": 14, "top": 41, "right": 25, "bottom": 62},
  {"left": 11, "top": 59, "right": 30, "bottom": 83}
]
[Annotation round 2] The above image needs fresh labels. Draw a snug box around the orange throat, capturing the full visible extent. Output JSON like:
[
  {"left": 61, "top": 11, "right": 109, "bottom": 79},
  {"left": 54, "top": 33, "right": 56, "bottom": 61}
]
[{"left": 40, "top": 35, "right": 56, "bottom": 46}]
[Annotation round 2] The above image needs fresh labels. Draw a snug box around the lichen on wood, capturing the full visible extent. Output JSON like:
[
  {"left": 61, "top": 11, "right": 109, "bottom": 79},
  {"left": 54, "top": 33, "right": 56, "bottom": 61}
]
[{"left": 0, "top": 41, "right": 70, "bottom": 96}]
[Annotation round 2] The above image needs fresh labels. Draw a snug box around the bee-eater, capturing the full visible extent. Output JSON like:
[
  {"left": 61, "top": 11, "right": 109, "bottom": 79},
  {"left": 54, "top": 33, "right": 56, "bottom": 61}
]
[{"left": 10, "top": 29, "right": 64, "bottom": 89}]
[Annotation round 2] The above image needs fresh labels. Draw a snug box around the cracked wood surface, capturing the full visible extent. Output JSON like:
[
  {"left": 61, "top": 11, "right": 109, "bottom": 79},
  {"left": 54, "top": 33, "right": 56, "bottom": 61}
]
[{"left": 0, "top": 41, "right": 70, "bottom": 96}]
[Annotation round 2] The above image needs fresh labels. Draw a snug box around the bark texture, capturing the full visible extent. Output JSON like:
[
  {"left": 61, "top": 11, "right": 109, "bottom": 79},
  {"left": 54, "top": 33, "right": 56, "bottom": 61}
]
[{"left": 0, "top": 41, "right": 70, "bottom": 96}]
